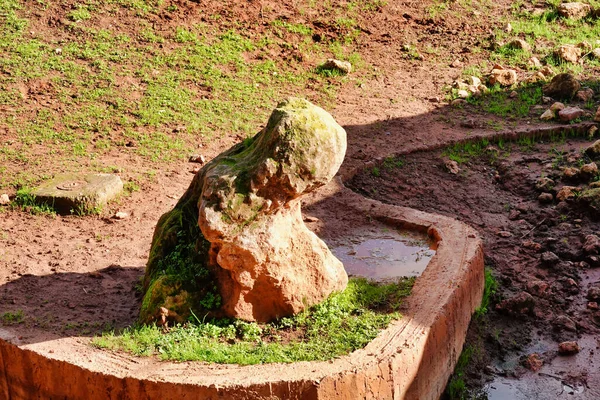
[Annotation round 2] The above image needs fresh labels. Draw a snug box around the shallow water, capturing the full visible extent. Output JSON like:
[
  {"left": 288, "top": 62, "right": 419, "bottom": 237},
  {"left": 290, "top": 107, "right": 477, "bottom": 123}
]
[{"left": 328, "top": 227, "right": 435, "bottom": 281}]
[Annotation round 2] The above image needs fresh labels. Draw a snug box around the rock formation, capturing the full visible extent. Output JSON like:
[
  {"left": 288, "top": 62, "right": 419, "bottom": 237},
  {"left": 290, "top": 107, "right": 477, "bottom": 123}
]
[{"left": 140, "top": 98, "right": 348, "bottom": 323}]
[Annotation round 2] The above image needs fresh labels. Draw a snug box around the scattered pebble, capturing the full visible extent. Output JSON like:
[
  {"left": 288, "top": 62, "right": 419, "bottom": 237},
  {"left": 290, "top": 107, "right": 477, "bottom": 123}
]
[
  {"left": 321, "top": 59, "right": 352, "bottom": 74},
  {"left": 113, "top": 211, "right": 129, "bottom": 220},
  {"left": 0, "top": 194, "right": 9, "bottom": 205},
  {"left": 189, "top": 154, "right": 206, "bottom": 164},
  {"left": 558, "top": 341, "right": 580, "bottom": 355}
]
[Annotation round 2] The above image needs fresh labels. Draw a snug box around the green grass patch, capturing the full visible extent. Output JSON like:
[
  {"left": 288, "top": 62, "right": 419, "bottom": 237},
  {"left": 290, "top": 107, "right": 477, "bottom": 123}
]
[
  {"left": 1, "top": 310, "right": 24, "bottom": 324},
  {"left": 93, "top": 277, "right": 414, "bottom": 364},
  {"left": 474, "top": 268, "right": 498, "bottom": 318},
  {"left": 12, "top": 188, "right": 56, "bottom": 216}
]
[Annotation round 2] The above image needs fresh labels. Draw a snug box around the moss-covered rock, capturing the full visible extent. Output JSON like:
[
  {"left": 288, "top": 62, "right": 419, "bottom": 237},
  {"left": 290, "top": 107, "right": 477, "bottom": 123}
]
[{"left": 141, "top": 98, "right": 347, "bottom": 323}]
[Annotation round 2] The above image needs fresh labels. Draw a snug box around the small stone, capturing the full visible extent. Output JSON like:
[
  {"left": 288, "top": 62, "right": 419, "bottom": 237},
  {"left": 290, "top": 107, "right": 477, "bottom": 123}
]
[
  {"left": 451, "top": 58, "right": 463, "bottom": 68},
  {"left": 189, "top": 154, "right": 206, "bottom": 164},
  {"left": 54, "top": 48, "right": 62, "bottom": 54},
  {"left": 541, "top": 251, "right": 560, "bottom": 267},
  {"left": 529, "top": 57, "right": 542, "bottom": 67},
  {"left": 113, "top": 211, "right": 129, "bottom": 220},
  {"left": 321, "top": 59, "right": 352, "bottom": 74},
  {"left": 522, "top": 240, "right": 543, "bottom": 251},
  {"left": 553, "top": 314, "right": 577, "bottom": 332},
  {"left": 542, "top": 96, "right": 554, "bottom": 104},
  {"left": 540, "top": 109, "right": 555, "bottom": 121},
  {"left": 445, "top": 159, "right": 460, "bottom": 174},
  {"left": 558, "top": 341, "right": 580, "bottom": 355},
  {"left": 509, "top": 91, "right": 518, "bottom": 98},
  {"left": 498, "top": 231, "right": 513, "bottom": 238},
  {"left": 457, "top": 89, "right": 470, "bottom": 99},
  {"left": 509, "top": 39, "right": 532, "bottom": 52},
  {"left": 466, "top": 76, "right": 481, "bottom": 86},
  {"left": 550, "top": 102, "right": 566, "bottom": 112},
  {"left": 556, "top": 186, "right": 577, "bottom": 201},
  {"left": 539, "top": 66, "right": 555, "bottom": 78},
  {"left": 588, "top": 302, "right": 599, "bottom": 310},
  {"left": 588, "top": 285, "right": 600, "bottom": 302},
  {"left": 558, "top": 106, "right": 585, "bottom": 122},
  {"left": 504, "top": 23, "right": 512, "bottom": 33},
  {"left": 558, "top": 2, "right": 592, "bottom": 19},
  {"left": 0, "top": 194, "right": 9, "bottom": 205},
  {"left": 489, "top": 68, "right": 518, "bottom": 86},
  {"left": 451, "top": 99, "right": 468, "bottom": 107},
  {"left": 592, "top": 48, "right": 600, "bottom": 59},
  {"left": 584, "top": 234, "right": 600, "bottom": 255},
  {"left": 496, "top": 291, "right": 535, "bottom": 315},
  {"left": 523, "top": 353, "right": 543, "bottom": 371},
  {"left": 538, "top": 192, "right": 554, "bottom": 203},
  {"left": 585, "top": 139, "right": 600, "bottom": 157},
  {"left": 580, "top": 162, "right": 598, "bottom": 179},
  {"left": 576, "top": 88, "right": 594, "bottom": 102},
  {"left": 526, "top": 280, "right": 549, "bottom": 296},
  {"left": 555, "top": 45, "right": 582, "bottom": 64},
  {"left": 543, "top": 74, "right": 581, "bottom": 99},
  {"left": 562, "top": 166, "right": 580, "bottom": 180},
  {"left": 508, "top": 210, "right": 521, "bottom": 220},
  {"left": 594, "top": 107, "right": 600, "bottom": 122}
]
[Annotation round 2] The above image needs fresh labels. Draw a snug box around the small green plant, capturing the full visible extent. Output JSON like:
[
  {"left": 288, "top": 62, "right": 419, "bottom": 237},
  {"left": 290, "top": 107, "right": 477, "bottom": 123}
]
[
  {"left": 371, "top": 166, "right": 381, "bottom": 177},
  {"left": 12, "top": 188, "right": 57, "bottom": 216},
  {"left": 446, "top": 345, "right": 474, "bottom": 400},
  {"left": 1, "top": 310, "right": 24, "bottom": 324},
  {"left": 474, "top": 268, "right": 498, "bottom": 318},
  {"left": 67, "top": 5, "right": 92, "bottom": 22},
  {"left": 123, "top": 181, "right": 141, "bottom": 194},
  {"left": 93, "top": 277, "right": 415, "bottom": 364},
  {"left": 382, "top": 156, "right": 404, "bottom": 170}
]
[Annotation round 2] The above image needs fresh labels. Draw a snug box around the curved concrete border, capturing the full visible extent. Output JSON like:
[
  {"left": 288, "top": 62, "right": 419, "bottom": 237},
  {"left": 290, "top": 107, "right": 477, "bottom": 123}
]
[{"left": 0, "top": 181, "right": 484, "bottom": 400}]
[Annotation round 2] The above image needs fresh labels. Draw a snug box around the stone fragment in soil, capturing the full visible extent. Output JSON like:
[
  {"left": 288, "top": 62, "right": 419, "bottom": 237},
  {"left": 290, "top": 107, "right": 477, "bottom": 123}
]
[
  {"left": 320, "top": 59, "right": 352, "bottom": 74},
  {"left": 580, "top": 162, "right": 598, "bottom": 180},
  {"left": 558, "top": 106, "right": 585, "bottom": 122},
  {"left": 522, "top": 353, "right": 543, "bottom": 371},
  {"left": 562, "top": 166, "right": 579, "bottom": 180},
  {"left": 489, "top": 68, "right": 517, "bottom": 86},
  {"left": 587, "top": 284, "right": 600, "bottom": 302},
  {"left": 113, "top": 211, "right": 129, "bottom": 220},
  {"left": 556, "top": 186, "right": 576, "bottom": 201},
  {"left": 553, "top": 314, "right": 577, "bottom": 332},
  {"left": 558, "top": 2, "right": 592, "bottom": 19},
  {"left": 554, "top": 45, "right": 582, "bottom": 64},
  {"left": 583, "top": 235, "right": 600, "bottom": 254},
  {"left": 575, "top": 88, "right": 594, "bottom": 102},
  {"left": 585, "top": 139, "right": 600, "bottom": 157},
  {"left": 542, "top": 74, "right": 581, "bottom": 99},
  {"left": 0, "top": 194, "right": 9, "bottom": 205},
  {"left": 445, "top": 159, "right": 460, "bottom": 174},
  {"left": 538, "top": 192, "right": 553, "bottom": 203},
  {"left": 188, "top": 154, "right": 206, "bottom": 164},
  {"left": 496, "top": 291, "right": 535, "bottom": 315},
  {"left": 540, "top": 251, "right": 560, "bottom": 268},
  {"left": 536, "top": 177, "right": 555, "bottom": 191},
  {"left": 540, "top": 109, "right": 554, "bottom": 121},
  {"left": 508, "top": 39, "right": 531, "bottom": 52},
  {"left": 558, "top": 341, "right": 580, "bottom": 355}
]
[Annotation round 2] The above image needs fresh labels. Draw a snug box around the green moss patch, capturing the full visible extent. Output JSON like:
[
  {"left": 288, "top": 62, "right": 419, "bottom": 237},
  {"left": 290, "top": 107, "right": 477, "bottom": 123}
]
[{"left": 93, "top": 277, "right": 414, "bottom": 365}]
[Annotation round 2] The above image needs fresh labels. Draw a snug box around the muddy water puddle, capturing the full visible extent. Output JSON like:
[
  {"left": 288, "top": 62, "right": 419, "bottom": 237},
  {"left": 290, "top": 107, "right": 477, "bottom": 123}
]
[
  {"left": 327, "top": 226, "right": 435, "bottom": 281},
  {"left": 486, "top": 333, "right": 600, "bottom": 399}
]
